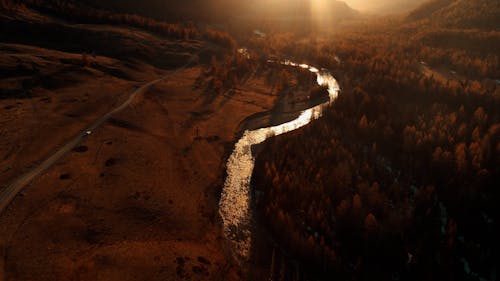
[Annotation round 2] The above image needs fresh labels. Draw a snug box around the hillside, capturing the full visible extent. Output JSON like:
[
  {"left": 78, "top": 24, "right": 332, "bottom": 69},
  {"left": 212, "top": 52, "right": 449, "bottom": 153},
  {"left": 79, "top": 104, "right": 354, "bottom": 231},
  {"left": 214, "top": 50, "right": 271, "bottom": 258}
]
[
  {"left": 2, "top": 0, "right": 498, "bottom": 280},
  {"left": 78, "top": 0, "right": 241, "bottom": 22},
  {"left": 407, "top": 0, "right": 454, "bottom": 20},
  {"left": 0, "top": 1, "right": 252, "bottom": 280},
  {"left": 407, "top": 0, "right": 500, "bottom": 30},
  {"left": 78, "top": 0, "right": 358, "bottom": 28},
  {"left": 248, "top": 7, "right": 499, "bottom": 280},
  {"left": 358, "top": 0, "right": 428, "bottom": 14}
]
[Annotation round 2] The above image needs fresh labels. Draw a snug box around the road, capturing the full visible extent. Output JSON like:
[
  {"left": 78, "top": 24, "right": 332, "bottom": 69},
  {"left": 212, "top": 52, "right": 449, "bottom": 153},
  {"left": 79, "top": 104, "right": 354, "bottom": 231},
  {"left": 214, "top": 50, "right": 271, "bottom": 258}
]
[{"left": 0, "top": 52, "right": 201, "bottom": 214}]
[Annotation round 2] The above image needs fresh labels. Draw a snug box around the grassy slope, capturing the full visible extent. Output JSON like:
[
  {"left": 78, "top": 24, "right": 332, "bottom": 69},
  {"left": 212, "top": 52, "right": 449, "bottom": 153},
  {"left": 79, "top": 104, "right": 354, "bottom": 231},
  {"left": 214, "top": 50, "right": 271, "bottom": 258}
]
[{"left": 0, "top": 2, "right": 298, "bottom": 281}]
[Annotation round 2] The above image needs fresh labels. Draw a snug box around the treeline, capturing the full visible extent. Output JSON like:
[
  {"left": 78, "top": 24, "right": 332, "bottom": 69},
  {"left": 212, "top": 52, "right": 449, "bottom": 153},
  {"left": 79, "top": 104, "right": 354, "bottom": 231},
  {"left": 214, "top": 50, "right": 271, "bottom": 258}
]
[
  {"left": 204, "top": 28, "right": 237, "bottom": 50},
  {"left": 413, "top": 29, "right": 500, "bottom": 78},
  {"left": 250, "top": 17, "right": 499, "bottom": 81},
  {"left": 197, "top": 50, "right": 318, "bottom": 101},
  {"left": 407, "top": 0, "right": 499, "bottom": 30},
  {"left": 2, "top": 0, "right": 196, "bottom": 39},
  {"left": 196, "top": 50, "right": 255, "bottom": 95},
  {"left": 430, "top": 0, "right": 499, "bottom": 30},
  {"left": 252, "top": 27, "right": 499, "bottom": 280},
  {"left": 2, "top": 0, "right": 244, "bottom": 50}
]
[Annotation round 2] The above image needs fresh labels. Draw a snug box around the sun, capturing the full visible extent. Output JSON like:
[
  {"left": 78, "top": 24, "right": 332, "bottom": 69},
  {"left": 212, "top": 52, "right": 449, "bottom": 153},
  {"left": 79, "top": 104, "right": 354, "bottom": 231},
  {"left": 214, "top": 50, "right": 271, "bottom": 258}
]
[
  {"left": 311, "top": 0, "right": 331, "bottom": 26},
  {"left": 311, "top": 0, "right": 326, "bottom": 16}
]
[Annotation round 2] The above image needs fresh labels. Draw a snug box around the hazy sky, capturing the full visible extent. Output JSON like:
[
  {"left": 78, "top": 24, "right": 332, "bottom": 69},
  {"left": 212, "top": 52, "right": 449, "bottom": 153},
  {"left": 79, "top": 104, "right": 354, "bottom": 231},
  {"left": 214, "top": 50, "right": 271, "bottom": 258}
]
[
  {"left": 341, "top": 0, "right": 424, "bottom": 12},
  {"left": 342, "top": 0, "right": 394, "bottom": 11},
  {"left": 342, "top": 0, "right": 370, "bottom": 10}
]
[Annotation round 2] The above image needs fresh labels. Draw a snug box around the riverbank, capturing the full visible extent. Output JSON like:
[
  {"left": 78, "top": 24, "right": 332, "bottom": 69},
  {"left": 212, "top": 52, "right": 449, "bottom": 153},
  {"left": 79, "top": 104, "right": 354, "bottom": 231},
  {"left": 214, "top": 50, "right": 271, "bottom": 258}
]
[
  {"left": 0, "top": 63, "right": 290, "bottom": 280},
  {"left": 219, "top": 61, "right": 339, "bottom": 278}
]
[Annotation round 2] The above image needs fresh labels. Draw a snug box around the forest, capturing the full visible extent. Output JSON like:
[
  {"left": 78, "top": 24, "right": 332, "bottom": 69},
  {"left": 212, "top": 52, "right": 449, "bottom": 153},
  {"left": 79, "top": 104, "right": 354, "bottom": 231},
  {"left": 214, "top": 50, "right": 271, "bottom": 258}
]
[
  {"left": 251, "top": 9, "right": 499, "bottom": 281},
  {"left": 1, "top": 0, "right": 498, "bottom": 280},
  {"left": 1, "top": 0, "right": 237, "bottom": 48}
]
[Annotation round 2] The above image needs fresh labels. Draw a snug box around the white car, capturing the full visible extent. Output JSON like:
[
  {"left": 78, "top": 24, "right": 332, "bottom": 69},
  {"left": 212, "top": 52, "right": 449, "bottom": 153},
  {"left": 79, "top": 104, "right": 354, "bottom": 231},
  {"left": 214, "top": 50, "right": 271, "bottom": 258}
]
[{"left": 84, "top": 130, "right": 92, "bottom": 136}]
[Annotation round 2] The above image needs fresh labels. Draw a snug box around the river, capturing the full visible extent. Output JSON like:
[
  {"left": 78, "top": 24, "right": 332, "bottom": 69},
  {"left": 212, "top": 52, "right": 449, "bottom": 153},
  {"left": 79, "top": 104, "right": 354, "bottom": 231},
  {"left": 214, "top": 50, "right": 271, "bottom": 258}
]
[{"left": 219, "top": 55, "right": 341, "bottom": 263}]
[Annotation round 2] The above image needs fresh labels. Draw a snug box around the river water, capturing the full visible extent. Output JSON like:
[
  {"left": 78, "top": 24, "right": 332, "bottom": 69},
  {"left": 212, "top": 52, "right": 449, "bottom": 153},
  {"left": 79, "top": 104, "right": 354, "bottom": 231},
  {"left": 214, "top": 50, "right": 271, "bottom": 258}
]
[{"left": 219, "top": 57, "right": 340, "bottom": 263}]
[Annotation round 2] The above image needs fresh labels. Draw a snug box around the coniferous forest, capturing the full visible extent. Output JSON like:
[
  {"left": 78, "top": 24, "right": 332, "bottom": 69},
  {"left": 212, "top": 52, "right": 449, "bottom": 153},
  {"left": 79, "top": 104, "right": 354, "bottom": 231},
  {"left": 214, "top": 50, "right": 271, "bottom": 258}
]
[
  {"left": 1, "top": 0, "right": 498, "bottom": 280},
  {"left": 252, "top": 2, "right": 499, "bottom": 279}
]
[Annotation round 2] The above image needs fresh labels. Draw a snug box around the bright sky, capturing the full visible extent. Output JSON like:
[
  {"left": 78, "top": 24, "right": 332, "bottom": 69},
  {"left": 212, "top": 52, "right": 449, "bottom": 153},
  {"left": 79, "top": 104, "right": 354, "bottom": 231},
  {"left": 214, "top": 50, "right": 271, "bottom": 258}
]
[
  {"left": 342, "top": 0, "right": 384, "bottom": 11},
  {"left": 311, "top": 0, "right": 383, "bottom": 12},
  {"left": 310, "top": 0, "right": 373, "bottom": 14},
  {"left": 342, "top": 0, "right": 366, "bottom": 9},
  {"left": 341, "top": 0, "right": 420, "bottom": 12}
]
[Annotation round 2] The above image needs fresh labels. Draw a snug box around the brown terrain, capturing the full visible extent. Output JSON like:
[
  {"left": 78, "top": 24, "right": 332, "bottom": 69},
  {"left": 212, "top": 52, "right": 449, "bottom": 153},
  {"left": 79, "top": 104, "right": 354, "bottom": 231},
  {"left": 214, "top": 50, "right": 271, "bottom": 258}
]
[
  {"left": 0, "top": 4, "right": 288, "bottom": 281},
  {"left": 0, "top": 64, "right": 278, "bottom": 280}
]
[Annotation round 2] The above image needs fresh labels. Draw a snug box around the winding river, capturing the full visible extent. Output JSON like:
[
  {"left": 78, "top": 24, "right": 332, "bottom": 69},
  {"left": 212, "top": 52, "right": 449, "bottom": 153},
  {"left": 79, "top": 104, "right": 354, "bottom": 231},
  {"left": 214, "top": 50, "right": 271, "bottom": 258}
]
[{"left": 219, "top": 56, "right": 341, "bottom": 263}]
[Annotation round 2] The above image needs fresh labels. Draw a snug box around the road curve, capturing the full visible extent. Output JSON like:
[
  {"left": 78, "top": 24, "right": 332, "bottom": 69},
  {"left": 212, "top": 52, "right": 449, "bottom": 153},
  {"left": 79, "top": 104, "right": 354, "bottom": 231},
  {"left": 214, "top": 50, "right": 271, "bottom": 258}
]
[{"left": 0, "top": 53, "right": 200, "bottom": 214}]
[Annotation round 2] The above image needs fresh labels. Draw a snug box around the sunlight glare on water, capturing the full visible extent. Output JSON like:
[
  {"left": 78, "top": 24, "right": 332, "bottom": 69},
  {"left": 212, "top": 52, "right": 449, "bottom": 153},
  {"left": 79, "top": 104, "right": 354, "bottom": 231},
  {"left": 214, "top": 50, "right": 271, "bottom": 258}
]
[
  {"left": 309, "top": 67, "right": 319, "bottom": 73},
  {"left": 219, "top": 58, "right": 340, "bottom": 263}
]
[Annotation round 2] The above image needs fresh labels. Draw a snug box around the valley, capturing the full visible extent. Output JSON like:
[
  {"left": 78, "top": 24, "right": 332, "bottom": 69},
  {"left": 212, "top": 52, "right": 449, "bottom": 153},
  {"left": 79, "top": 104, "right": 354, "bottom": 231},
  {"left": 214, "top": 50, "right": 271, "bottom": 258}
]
[{"left": 1, "top": 0, "right": 499, "bottom": 280}]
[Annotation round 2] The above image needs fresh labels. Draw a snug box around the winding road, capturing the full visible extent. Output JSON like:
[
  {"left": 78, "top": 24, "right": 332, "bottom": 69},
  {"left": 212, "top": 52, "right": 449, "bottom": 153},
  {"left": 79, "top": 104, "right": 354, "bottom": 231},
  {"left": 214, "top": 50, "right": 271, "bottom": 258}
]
[{"left": 0, "top": 52, "right": 201, "bottom": 214}]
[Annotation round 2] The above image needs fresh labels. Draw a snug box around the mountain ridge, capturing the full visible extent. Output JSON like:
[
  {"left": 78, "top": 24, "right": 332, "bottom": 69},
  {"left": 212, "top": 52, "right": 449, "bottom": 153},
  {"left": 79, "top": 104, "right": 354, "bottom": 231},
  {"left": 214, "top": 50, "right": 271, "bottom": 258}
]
[
  {"left": 407, "top": 0, "right": 500, "bottom": 30},
  {"left": 77, "top": 0, "right": 358, "bottom": 23}
]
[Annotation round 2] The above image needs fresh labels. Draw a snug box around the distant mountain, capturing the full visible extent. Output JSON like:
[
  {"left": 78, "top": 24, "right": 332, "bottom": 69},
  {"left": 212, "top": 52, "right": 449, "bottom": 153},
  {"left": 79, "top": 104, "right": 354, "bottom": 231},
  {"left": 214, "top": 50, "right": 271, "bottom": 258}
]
[
  {"left": 351, "top": 0, "right": 428, "bottom": 14},
  {"left": 315, "top": 0, "right": 359, "bottom": 19},
  {"left": 247, "top": 0, "right": 358, "bottom": 23},
  {"left": 79, "top": 0, "right": 242, "bottom": 21},
  {"left": 79, "top": 0, "right": 357, "bottom": 24},
  {"left": 407, "top": 0, "right": 500, "bottom": 30},
  {"left": 407, "top": 0, "right": 455, "bottom": 20}
]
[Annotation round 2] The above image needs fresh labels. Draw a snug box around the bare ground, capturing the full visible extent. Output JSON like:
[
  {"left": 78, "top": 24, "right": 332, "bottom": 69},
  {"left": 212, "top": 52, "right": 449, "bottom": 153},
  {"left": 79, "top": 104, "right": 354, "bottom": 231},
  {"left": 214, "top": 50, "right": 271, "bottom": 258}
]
[
  {"left": 0, "top": 59, "right": 279, "bottom": 280},
  {"left": 0, "top": 6, "right": 299, "bottom": 279}
]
